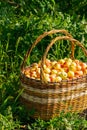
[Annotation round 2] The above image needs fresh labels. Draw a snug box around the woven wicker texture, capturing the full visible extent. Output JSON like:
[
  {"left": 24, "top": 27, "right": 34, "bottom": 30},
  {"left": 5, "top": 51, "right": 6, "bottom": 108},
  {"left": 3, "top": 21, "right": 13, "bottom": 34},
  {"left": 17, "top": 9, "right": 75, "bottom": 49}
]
[{"left": 20, "top": 29, "right": 87, "bottom": 120}]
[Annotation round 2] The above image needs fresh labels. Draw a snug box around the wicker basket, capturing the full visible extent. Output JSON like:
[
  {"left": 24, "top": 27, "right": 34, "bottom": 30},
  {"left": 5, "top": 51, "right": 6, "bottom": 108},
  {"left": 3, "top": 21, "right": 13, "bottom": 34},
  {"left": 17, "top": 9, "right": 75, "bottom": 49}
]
[{"left": 20, "top": 29, "right": 87, "bottom": 120}]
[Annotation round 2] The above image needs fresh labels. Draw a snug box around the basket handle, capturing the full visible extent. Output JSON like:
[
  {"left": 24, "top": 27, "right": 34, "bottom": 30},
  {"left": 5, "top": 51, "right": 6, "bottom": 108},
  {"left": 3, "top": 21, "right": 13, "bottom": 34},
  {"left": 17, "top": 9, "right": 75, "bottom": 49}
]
[
  {"left": 41, "top": 36, "right": 87, "bottom": 83},
  {"left": 21, "top": 29, "right": 74, "bottom": 71}
]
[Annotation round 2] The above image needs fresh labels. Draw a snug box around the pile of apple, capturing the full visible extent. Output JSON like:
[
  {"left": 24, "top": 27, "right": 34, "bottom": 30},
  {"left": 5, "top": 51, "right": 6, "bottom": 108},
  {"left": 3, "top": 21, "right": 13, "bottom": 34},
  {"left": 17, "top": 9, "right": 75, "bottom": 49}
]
[{"left": 24, "top": 58, "right": 87, "bottom": 82}]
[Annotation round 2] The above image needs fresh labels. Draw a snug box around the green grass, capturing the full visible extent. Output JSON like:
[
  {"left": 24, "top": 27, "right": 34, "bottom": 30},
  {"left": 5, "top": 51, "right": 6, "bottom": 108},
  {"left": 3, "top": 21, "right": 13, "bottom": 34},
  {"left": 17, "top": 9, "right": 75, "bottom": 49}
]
[{"left": 0, "top": 1, "right": 87, "bottom": 129}]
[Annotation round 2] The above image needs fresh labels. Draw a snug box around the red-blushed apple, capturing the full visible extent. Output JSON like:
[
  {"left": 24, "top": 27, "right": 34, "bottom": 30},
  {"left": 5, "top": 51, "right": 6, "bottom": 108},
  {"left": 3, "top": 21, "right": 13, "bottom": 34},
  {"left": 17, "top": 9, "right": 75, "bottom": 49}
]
[
  {"left": 45, "top": 59, "right": 51, "bottom": 67},
  {"left": 64, "top": 58, "right": 72, "bottom": 67},
  {"left": 50, "top": 74, "right": 56, "bottom": 82},
  {"left": 75, "top": 70, "right": 83, "bottom": 77},
  {"left": 74, "top": 59, "right": 80, "bottom": 64},
  {"left": 80, "top": 62, "right": 87, "bottom": 71},
  {"left": 24, "top": 67, "right": 30, "bottom": 75}
]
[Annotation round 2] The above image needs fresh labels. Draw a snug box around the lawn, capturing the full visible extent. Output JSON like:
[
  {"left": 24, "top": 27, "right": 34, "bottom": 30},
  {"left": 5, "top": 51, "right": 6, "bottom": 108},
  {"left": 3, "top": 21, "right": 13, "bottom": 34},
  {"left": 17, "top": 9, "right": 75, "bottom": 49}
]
[{"left": 0, "top": 1, "right": 87, "bottom": 129}]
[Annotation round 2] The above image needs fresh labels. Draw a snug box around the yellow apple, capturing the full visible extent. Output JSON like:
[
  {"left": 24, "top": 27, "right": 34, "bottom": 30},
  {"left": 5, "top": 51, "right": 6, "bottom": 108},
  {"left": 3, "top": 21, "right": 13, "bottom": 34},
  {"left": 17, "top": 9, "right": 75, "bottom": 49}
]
[
  {"left": 53, "top": 63, "right": 61, "bottom": 70},
  {"left": 44, "top": 73, "right": 50, "bottom": 82},
  {"left": 85, "top": 69, "right": 87, "bottom": 74},
  {"left": 59, "top": 71, "right": 68, "bottom": 79},
  {"left": 51, "top": 61, "right": 57, "bottom": 67},
  {"left": 68, "top": 71, "right": 74, "bottom": 78},
  {"left": 55, "top": 76, "right": 62, "bottom": 82},
  {"left": 69, "top": 65, "right": 76, "bottom": 72},
  {"left": 59, "top": 59, "right": 65, "bottom": 64},
  {"left": 76, "top": 65, "right": 81, "bottom": 71},
  {"left": 44, "top": 67, "right": 51, "bottom": 74},
  {"left": 51, "top": 69, "right": 58, "bottom": 74}
]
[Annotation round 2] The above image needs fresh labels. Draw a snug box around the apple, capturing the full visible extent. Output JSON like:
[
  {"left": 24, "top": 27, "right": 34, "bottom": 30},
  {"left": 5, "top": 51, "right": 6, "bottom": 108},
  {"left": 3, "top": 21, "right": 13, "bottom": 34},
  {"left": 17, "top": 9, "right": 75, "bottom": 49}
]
[
  {"left": 36, "top": 67, "right": 40, "bottom": 74},
  {"left": 80, "top": 62, "right": 87, "bottom": 71},
  {"left": 44, "top": 67, "right": 51, "bottom": 74},
  {"left": 31, "top": 71, "right": 37, "bottom": 78},
  {"left": 51, "top": 61, "right": 57, "bottom": 67},
  {"left": 71, "top": 62, "right": 77, "bottom": 67},
  {"left": 44, "top": 73, "right": 50, "bottom": 82},
  {"left": 55, "top": 76, "right": 62, "bottom": 82},
  {"left": 53, "top": 62, "right": 61, "bottom": 70},
  {"left": 59, "top": 71, "right": 68, "bottom": 79},
  {"left": 51, "top": 69, "right": 58, "bottom": 74},
  {"left": 45, "top": 59, "right": 51, "bottom": 67},
  {"left": 68, "top": 71, "right": 74, "bottom": 78},
  {"left": 74, "top": 59, "right": 80, "bottom": 64},
  {"left": 24, "top": 67, "right": 30, "bottom": 75},
  {"left": 50, "top": 74, "right": 56, "bottom": 82},
  {"left": 69, "top": 63, "right": 76, "bottom": 72},
  {"left": 59, "top": 59, "right": 65, "bottom": 65},
  {"left": 75, "top": 70, "right": 83, "bottom": 77},
  {"left": 84, "top": 69, "right": 87, "bottom": 74},
  {"left": 76, "top": 64, "right": 81, "bottom": 71}
]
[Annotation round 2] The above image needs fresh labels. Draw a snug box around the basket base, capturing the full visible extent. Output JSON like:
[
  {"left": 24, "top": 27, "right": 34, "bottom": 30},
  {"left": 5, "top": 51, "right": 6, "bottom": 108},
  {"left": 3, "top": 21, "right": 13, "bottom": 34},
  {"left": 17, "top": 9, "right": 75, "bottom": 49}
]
[{"left": 20, "top": 96, "right": 87, "bottom": 120}]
